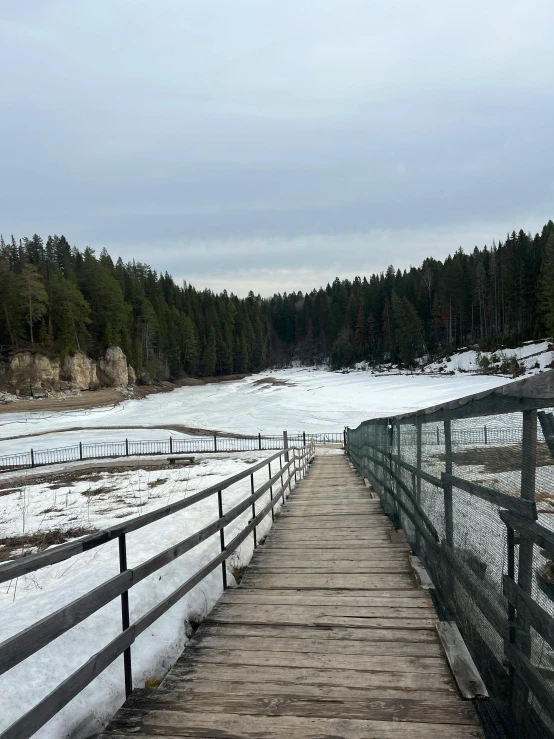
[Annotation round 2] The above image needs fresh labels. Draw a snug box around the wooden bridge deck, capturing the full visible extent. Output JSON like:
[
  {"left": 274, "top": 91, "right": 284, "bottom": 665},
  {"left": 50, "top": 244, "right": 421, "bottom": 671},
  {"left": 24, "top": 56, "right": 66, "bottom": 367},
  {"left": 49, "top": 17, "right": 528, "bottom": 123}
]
[{"left": 100, "top": 454, "right": 484, "bottom": 738}]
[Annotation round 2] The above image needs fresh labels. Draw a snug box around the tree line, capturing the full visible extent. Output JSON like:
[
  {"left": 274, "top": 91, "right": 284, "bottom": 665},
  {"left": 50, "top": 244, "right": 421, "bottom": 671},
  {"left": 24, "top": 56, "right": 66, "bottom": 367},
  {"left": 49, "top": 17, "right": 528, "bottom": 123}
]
[{"left": 0, "top": 219, "right": 553, "bottom": 378}]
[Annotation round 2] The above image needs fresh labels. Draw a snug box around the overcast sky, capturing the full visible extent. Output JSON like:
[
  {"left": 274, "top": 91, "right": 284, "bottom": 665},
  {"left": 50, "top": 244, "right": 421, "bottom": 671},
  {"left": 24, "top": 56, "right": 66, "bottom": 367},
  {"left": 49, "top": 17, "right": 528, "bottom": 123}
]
[{"left": 1, "top": 1, "right": 553, "bottom": 296}]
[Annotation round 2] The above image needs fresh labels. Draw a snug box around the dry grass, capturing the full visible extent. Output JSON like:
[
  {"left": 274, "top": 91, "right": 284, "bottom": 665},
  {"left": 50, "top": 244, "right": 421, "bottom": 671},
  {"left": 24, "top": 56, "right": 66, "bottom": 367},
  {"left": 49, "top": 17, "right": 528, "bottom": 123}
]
[{"left": 0, "top": 527, "right": 96, "bottom": 562}]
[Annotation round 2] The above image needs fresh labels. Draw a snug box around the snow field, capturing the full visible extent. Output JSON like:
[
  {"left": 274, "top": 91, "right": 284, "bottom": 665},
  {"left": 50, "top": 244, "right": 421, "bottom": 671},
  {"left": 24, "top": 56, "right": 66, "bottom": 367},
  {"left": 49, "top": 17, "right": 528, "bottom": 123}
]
[
  {"left": 0, "top": 451, "right": 292, "bottom": 739},
  {"left": 0, "top": 366, "right": 519, "bottom": 453}
]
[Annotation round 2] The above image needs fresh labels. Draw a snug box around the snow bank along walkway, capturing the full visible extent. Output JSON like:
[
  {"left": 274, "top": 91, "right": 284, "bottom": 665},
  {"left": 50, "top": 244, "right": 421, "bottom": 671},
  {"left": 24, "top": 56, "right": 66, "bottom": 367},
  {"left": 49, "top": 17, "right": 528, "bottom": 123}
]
[{"left": 99, "top": 455, "right": 484, "bottom": 738}]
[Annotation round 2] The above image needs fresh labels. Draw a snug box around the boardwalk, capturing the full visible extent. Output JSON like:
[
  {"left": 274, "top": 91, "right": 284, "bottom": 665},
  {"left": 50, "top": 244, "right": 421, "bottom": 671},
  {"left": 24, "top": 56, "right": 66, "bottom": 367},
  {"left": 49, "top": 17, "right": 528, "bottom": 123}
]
[{"left": 100, "top": 455, "right": 484, "bottom": 738}]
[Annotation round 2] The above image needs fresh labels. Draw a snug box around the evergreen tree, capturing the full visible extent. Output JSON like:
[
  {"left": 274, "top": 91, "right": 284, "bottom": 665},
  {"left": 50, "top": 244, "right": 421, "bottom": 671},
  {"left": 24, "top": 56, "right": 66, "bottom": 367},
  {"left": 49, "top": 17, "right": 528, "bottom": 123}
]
[{"left": 22, "top": 264, "right": 48, "bottom": 344}]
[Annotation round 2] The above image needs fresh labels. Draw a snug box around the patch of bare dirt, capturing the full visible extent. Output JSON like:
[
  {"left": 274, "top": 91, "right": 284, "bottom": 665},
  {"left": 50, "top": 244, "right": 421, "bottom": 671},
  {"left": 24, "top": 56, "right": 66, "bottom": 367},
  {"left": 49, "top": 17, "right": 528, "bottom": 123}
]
[
  {"left": 0, "top": 373, "right": 252, "bottom": 415},
  {"left": 252, "top": 377, "right": 295, "bottom": 387},
  {"left": 433, "top": 442, "right": 554, "bottom": 473},
  {"left": 0, "top": 527, "right": 96, "bottom": 562}
]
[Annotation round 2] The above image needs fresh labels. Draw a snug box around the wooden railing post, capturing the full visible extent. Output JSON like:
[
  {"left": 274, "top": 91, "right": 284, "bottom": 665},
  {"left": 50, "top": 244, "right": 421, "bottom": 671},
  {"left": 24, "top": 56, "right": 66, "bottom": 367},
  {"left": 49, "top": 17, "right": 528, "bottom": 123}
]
[
  {"left": 415, "top": 418, "right": 422, "bottom": 552},
  {"left": 118, "top": 534, "right": 132, "bottom": 698},
  {"left": 443, "top": 419, "right": 453, "bottom": 548},
  {"left": 511, "top": 409, "right": 537, "bottom": 722}
]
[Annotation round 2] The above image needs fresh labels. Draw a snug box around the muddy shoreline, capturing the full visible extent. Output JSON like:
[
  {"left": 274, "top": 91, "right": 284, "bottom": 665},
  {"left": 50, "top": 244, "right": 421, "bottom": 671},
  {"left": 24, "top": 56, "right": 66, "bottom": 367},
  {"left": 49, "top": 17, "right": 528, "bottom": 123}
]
[{"left": 0, "top": 373, "right": 251, "bottom": 416}]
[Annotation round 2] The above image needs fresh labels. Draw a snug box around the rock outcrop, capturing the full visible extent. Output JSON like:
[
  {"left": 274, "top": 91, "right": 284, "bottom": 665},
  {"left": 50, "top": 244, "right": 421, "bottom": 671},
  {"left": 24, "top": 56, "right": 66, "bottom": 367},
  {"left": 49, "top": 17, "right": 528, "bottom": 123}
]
[
  {"left": 0, "top": 346, "right": 133, "bottom": 394},
  {"left": 97, "top": 346, "right": 129, "bottom": 387},
  {"left": 62, "top": 352, "right": 99, "bottom": 390}
]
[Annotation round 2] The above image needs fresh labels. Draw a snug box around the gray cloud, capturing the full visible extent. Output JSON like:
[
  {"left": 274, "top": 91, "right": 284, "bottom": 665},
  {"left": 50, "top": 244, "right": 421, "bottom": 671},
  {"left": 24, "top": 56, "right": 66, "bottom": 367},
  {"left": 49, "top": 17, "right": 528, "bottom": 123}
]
[{"left": 1, "top": 0, "right": 553, "bottom": 295}]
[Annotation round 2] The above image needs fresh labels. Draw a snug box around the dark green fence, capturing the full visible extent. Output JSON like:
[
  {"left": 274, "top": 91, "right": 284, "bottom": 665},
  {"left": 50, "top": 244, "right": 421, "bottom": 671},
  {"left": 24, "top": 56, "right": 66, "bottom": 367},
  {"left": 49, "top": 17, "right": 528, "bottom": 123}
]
[{"left": 346, "top": 371, "right": 554, "bottom": 739}]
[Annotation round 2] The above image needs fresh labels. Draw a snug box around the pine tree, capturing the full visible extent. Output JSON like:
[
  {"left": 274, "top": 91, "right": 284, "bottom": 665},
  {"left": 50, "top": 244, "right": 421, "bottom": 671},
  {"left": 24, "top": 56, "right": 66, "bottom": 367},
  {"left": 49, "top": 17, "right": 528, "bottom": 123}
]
[
  {"left": 539, "top": 231, "right": 554, "bottom": 337},
  {"left": 22, "top": 264, "right": 48, "bottom": 344},
  {"left": 354, "top": 305, "right": 366, "bottom": 349},
  {"left": 201, "top": 330, "right": 217, "bottom": 376}
]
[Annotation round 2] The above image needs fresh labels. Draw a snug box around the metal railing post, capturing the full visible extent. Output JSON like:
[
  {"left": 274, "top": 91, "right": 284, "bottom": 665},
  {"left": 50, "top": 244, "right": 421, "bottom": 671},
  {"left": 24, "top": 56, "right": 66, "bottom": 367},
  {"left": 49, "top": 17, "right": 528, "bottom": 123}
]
[
  {"left": 258, "top": 433, "right": 262, "bottom": 450},
  {"left": 79, "top": 441, "right": 83, "bottom": 461},
  {"left": 214, "top": 434, "right": 218, "bottom": 453},
  {"left": 250, "top": 473, "right": 257, "bottom": 548},
  {"left": 118, "top": 534, "right": 132, "bottom": 698},
  {"left": 169, "top": 436, "right": 173, "bottom": 454},
  {"left": 269, "top": 461, "right": 274, "bottom": 521},
  {"left": 125, "top": 438, "right": 129, "bottom": 457},
  {"left": 30, "top": 448, "right": 35, "bottom": 468},
  {"left": 217, "top": 490, "right": 227, "bottom": 589},
  {"left": 303, "top": 431, "right": 306, "bottom": 447},
  {"left": 283, "top": 431, "right": 291, "bottom": 497}
]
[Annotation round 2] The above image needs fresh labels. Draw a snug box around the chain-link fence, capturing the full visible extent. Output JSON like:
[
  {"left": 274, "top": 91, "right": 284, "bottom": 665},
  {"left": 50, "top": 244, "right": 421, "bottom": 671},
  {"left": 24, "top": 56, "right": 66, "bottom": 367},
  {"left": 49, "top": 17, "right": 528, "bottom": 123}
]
[{"left": 347, "top": 371, "right": 554, "bottom": 739}]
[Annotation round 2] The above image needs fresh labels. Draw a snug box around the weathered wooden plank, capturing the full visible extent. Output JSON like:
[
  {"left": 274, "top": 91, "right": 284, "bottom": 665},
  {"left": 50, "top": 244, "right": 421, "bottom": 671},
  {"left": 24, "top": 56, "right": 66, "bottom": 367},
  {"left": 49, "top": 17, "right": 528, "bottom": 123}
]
[
  {"left": 185, "top": 647, "right": 451, "bottom": 674},
  {"left": 244, "top": 561, "right": 412, "bottom": 578},
  {"left": 100, "top": 709, "right": 484, "bottom": 737},
  {"left": 193, "top": 634, "right": 444, "bottom": 657},
  {"left": 410, "top": 555, "right": 435, "bottom": 589},
  {"left": 212, "top": 600, "right": 435, "bottom": 617},
  {"left": 436, "top": 622, "right": 489, "bottom": 699},
  {"left": 254, "top": 549, "right": 410, "bottom": 561},
  {"left": 238, "top": 573, "right": 416, "bottom": 590},
  {"left": 221, "top": 591, "right": 431, "bottom": 607},
  {"left": 117, "top": 689, "right": 481, "bottom": 725},
  {"left": 196, "top": 622, "right": 439, "bottom": 641}
]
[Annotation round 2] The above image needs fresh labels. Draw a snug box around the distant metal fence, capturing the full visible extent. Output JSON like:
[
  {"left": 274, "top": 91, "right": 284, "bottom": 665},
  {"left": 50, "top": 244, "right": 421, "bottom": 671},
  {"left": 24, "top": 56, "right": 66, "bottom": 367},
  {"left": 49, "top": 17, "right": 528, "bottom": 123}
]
[
  {"left": 0, "top": 432, "right": 344, "bottom": 473},
  {"left": 346, "top": 371, "right": 554, "bottom": 739}
]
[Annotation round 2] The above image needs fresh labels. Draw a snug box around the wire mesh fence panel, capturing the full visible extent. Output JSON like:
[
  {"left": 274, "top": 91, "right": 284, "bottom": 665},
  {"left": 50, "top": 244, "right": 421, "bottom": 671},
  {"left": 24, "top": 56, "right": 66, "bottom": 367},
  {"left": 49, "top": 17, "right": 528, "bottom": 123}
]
[{"left": 347, "top": 391, "right": 554, "bottom": 739}]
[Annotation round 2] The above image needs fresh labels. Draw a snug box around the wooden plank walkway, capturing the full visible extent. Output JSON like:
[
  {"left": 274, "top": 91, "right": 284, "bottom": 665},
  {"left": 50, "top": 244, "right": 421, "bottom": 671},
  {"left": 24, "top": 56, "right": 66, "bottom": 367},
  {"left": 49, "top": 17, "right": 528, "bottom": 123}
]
[{"left": 100, "top": 455, "right": 485, "bottom": 738}]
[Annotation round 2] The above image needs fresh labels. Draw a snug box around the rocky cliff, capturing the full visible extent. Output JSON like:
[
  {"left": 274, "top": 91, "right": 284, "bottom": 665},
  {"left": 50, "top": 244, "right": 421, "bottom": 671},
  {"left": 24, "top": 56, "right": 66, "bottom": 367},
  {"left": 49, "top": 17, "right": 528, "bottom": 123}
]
[{"left": 0, "top": 347, "right": 135, "bottom": 395}]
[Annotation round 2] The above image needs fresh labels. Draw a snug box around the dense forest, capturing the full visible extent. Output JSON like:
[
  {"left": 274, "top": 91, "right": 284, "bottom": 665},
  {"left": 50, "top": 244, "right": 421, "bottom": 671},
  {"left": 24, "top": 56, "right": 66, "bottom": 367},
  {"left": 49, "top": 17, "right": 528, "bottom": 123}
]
[{"left": 0, "top": 220, "right": 553, "bottom": 378}]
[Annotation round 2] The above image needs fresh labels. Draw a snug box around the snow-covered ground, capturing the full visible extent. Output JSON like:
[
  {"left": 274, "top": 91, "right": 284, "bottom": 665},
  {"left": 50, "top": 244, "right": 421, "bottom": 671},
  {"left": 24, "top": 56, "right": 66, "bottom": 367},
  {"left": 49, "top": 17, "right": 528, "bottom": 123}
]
[
  {"left": 0, "top": 451, "right": 294, "bottom": 738},
  {"left": 423, "top": 339, "right": 553, "bottom": 375},
  {"left": 0, "top": 366, "right": 520, "bottom": 456}
]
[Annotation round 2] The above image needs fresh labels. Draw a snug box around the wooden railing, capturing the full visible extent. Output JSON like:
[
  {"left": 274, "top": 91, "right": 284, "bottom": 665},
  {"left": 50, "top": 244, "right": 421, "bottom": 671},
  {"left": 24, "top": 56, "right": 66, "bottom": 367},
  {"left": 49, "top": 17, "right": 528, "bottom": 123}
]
[
  {"left": 346, "top": 371, "right": 554, "bottom": 739},
  {"left": 0, "top": 443, "right": 315, "bottom": 739}
]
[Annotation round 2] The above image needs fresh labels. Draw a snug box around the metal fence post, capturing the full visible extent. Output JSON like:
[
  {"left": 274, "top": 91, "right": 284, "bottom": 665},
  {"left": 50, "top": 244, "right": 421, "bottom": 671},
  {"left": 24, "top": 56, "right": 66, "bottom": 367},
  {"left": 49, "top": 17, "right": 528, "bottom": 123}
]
[
  {"left": 169, "top": 437, "right": 173, "bottom": 454},
  {"left": 250, "top": 473, "right": 257, "bottom": 548},
  {"left": 118, "top": 534, "right": 132, "bottom": 698},
  {"left": 268, "top": 461, "right": 274, "bottom": 521},
  {"left": 258, "top": 433, "right": 262, "bottom": 450},
  {"left": 303, "top": 431, "right": 306, "bottom": 447},
  {"left": 125, "top": 438, "right": 129, "bottom": 457},
  {"left": 283, "top": 431, "right": 291, "bottom": 497},
  {"left": 217, "top": 490, "right": 227, "bottom": 590},
  {"left": 79, "top": 441, "right": 83, "bottom": 461},
  {"left": 484, "top": 425, "right": 488, "bottom": 445},
  {"left": 511, "top": 409, "right": 537, "bottom": 722},
  {"left": 30, "top": 448, "right": 34, "bottom": 468},
  {"left": 214, "top": 434, "right": 218, "bottom": 453}
]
